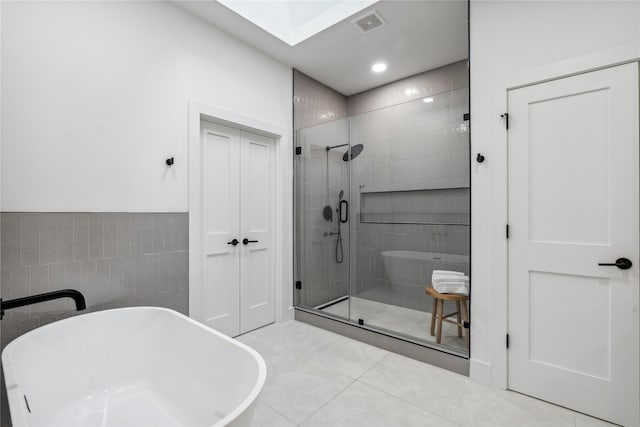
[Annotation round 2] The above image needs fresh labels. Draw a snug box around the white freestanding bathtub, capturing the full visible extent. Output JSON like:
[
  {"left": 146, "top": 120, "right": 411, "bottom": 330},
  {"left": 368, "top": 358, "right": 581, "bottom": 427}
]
[{"left": 2, "top": 307, "right": 266, "bottom": 427}]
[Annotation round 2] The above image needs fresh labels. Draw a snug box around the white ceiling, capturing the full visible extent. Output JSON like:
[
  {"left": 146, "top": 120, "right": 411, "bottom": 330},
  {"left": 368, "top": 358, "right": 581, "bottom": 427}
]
[
  {"left": 216, "top": 0, "right": 378, "bottom": 46},
  {"left": 174, "top": 0, "right": 468, "bottom": 96}
]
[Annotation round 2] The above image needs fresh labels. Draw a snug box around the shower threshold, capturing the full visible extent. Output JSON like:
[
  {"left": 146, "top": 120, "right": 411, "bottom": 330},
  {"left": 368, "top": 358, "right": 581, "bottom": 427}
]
[
  {"left": 295, "top": 307, "right": 469, "bottom": 376},
  {"left": 314, "top": 295, "right": 349, "bottom": 310}
]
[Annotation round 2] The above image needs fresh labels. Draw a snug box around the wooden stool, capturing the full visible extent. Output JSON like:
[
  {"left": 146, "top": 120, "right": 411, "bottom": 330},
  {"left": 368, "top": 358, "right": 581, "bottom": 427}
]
[{"left": 425, "top": 285, "right": 469, "bottom": 348}]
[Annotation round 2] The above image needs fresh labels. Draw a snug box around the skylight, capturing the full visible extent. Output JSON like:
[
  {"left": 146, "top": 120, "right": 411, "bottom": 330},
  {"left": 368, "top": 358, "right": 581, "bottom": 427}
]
[{"left": 217, "top": 0, "right": 379, "bottom": 46}]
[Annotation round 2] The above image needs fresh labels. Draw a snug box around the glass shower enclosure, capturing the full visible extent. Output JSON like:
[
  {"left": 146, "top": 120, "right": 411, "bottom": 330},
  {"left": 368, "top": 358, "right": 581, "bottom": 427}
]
[{"left": 294, "top": 89, "right": 470, "bottom": 356}]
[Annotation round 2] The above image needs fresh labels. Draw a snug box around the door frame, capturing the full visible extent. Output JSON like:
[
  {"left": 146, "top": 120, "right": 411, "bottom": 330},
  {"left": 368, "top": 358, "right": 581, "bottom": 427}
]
[
  {"left": 478, "top": 47, "right": 640, "bottom": 388},
  {"left": 188, "top": 100, "right": 294, "bottom": 327}
]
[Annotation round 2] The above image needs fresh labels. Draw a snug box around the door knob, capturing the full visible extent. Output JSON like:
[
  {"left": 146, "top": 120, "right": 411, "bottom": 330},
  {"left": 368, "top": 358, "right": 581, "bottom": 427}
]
[
  {"left": 598, "top": 257, "right": 632, "bottom": 270},
  {"left": 242, "top": 238, "right": 258, "bottom": 245},
  {"left": 227, "top": 239, "right": 239, "bottom": 246}
]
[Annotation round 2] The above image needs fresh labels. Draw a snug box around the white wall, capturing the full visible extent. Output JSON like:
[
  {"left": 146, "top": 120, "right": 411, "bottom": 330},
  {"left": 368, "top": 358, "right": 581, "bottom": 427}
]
[
  {"left": 1, "top": 1, "right": 292, "bottom": 212},
  {"left": 470, "top": 0, "right": 640, "bottom": 384}
]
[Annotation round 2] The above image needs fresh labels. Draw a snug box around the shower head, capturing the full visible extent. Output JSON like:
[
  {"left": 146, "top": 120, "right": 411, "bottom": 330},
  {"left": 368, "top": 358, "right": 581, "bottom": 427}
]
[
  {"left": 343, "top": 144, "right": 364, "bottom": 161},
  {"left": 326, "top": 143, "right": 364, "bottom": 161}
]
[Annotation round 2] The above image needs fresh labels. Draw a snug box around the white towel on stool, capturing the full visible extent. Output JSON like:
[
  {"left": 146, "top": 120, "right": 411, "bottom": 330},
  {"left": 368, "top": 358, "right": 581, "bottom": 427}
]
[
  {"left": 432, "top": 276, "right": 469, "bottom": 285},
  {"left": 432, "top": 270, "right": 465, "bottom": 277},
  {"left": 432, "top": 273, "right": 469, "bottom": 295}
]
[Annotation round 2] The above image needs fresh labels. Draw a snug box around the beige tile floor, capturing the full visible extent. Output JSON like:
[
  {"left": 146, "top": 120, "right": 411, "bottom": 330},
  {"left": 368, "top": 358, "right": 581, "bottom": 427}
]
[
  {"left": 232, "top": 320, "right": 614, "bottom": 427},
  {"left": 321, "top": 297, "right": 469, "bottom": 353}
]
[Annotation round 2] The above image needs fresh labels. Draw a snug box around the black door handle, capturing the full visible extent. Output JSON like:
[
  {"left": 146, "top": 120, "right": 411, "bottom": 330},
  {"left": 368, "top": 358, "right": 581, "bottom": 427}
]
[
  {"left": 598, "top": 257, "right": 632, "bottom": 270},
  {"left": 243, "top": 238, "right": 259, "bottom": 245},
  {"left": 339, "top": 200, "right": 349, "bottom": 223},
  {"left": 227, "top": 239, "right": 239, "bottom": 246}
]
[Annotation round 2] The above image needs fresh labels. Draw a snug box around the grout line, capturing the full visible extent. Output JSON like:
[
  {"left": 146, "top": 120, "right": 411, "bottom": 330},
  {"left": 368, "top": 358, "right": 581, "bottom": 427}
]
[
  {"left": 355, "top": 351, "right": 392, "bottom": 381},
  {"left": 356, "top": 378, "right": 463, "bottom": 426},
  {"left": 356, "top": 379, "right": 464, "bottom": 426},
  {"left": 257, "top": 399, "right": 300, "bottom": 426},
  {"left": 295, "top": 376, "right": 359, "bottom": 426},
  {"left": 357, "top": 352, "right": 467, "bottom": 424},
  {"left": 296, "top": 347, "right": 391, "bottom": 425}
]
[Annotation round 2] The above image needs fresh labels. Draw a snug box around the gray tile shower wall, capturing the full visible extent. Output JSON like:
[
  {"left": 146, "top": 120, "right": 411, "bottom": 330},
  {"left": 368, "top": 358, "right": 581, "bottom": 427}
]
[
  {"left": 0, "top": 212, "right": 189, "bottom": 348},
  {"left": 346, "top": 60, "right": 468, "bottom": 116},
  {"left": 294, "top": 69, "right": 348, "bottom": 130}
]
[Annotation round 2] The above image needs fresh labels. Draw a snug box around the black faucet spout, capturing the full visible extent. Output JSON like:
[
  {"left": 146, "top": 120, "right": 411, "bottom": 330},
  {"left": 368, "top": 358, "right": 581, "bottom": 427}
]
[{"left": 0, "top": 289, "right": 87, "bottom": 320}]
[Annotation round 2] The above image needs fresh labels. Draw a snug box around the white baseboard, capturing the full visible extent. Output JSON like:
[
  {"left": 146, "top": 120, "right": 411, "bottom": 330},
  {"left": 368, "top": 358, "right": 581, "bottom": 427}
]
[
  {"left": 469, "top": 359, "right": 492, "bottom": 385},
  {"left": 281, "top": 306, "right": 295, "bottom": 322}
]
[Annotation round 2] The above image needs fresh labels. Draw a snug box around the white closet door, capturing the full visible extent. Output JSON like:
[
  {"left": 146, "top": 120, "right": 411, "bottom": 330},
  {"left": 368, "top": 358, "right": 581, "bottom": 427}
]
[
  {"left": 200, "top": 121, "right": 241, "bottom": 337},
  {"left": 507, "top": 63, "right": 639, "bottom": 426},
  {"left": 240, "top": 131, "right": 275, "bottom": 333}
]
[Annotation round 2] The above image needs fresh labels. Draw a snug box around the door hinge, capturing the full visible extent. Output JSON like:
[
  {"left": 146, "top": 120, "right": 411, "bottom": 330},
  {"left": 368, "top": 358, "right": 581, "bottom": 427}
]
[
  {"left": 295, "top": 147, "right": 302, "bottom": 155},
  {"left": 295, "top": 280, "right": 302, "bottom": 290},
  {"left": 506, "top": 334, "right": 510, "bottom": 349},
  {"left": 500, "top": 113, "right": 509, "bottom": 130},
  {"left": 463, "top": 320, "right": 470, "bottom": 329},
  {"left": 463, "top": 112, "right": 470, "bottom": 121},
  {"left": 506, "top": 224, "right": 510, "bottom": 239}
]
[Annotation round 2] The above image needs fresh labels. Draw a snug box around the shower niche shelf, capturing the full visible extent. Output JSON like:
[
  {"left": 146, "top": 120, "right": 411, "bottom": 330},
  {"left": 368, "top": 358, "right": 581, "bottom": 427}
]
[{"left": 359, "top": 187, "right": 470, "bottom": 225}]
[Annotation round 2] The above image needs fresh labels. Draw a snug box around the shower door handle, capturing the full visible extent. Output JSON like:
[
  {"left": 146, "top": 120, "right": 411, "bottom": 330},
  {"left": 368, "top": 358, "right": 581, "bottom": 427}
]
[{"left": 339, "top": 200, "right": 349, "bottom": 223}]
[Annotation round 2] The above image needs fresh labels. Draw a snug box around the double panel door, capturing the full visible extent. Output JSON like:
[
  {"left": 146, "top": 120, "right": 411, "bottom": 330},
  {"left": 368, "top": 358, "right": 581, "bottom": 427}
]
[{"left": 200, "top": 120, "right": 275, "bottom": 337}]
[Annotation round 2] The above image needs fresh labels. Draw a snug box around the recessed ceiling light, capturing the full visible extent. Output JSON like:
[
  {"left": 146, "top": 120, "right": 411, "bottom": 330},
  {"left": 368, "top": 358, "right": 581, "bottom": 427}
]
[
  {"left": 423, "top": 97, "right": 434, "bottom": 103},
  {"left": 372, "top": 62, "right": 387, "bottom": 73}
]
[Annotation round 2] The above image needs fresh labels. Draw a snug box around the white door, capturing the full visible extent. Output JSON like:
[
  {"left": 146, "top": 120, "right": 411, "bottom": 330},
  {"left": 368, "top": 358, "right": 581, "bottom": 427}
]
[
  {"left": 201, "top": 121, "right": 241, "bottom": 337},
  {"left": 199, "top": 120, "right": 275, "bottom": 337},
  {"left": 508, "top": 63, "right": 639, "bottom": 426},
  {"left": 240, "top": 131, "right": 275, "bottom": 333}
]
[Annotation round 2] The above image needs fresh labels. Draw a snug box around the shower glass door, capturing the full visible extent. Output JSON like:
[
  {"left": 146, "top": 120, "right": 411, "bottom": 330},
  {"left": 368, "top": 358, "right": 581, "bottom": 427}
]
[
  {"left": 294, "top": 118, "right": 351, "bottom": 319},
  {"left": 293, "top": 88, "right": 470, "bottom": 357},
  {"left": 348, "top": 91, "right": 470, "bottom": 354}
]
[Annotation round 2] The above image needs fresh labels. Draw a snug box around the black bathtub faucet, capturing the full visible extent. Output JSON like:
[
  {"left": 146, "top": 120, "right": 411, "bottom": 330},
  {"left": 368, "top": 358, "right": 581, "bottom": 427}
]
[{"left": 0, "top": 289, "right": 86, "bottom": 320}]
